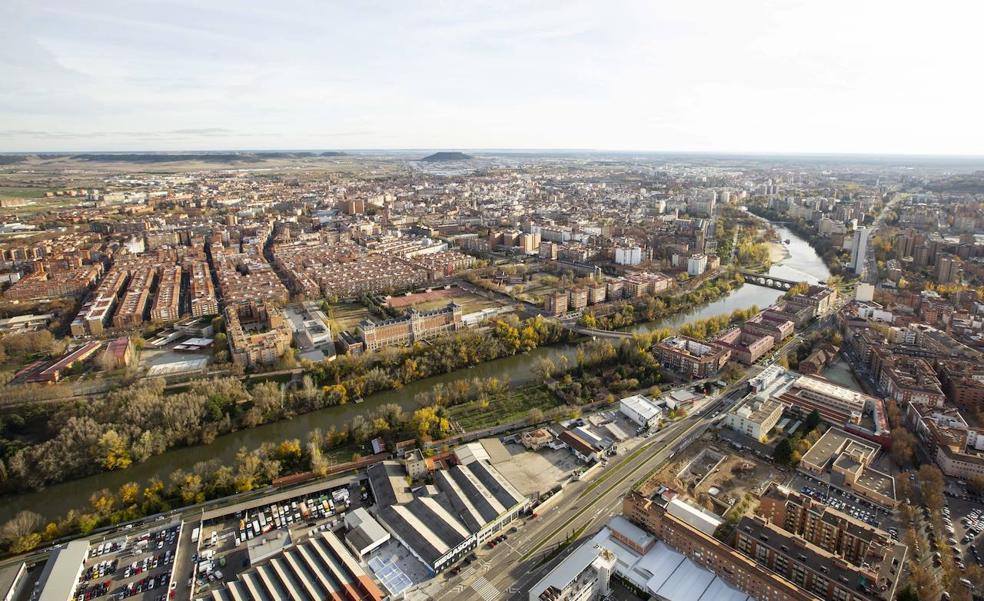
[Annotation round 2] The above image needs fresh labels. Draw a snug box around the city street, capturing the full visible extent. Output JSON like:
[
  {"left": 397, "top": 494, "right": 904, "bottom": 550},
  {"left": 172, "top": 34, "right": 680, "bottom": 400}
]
[{"left": 422, "top": 386, "right": 743, "bottom": 601}]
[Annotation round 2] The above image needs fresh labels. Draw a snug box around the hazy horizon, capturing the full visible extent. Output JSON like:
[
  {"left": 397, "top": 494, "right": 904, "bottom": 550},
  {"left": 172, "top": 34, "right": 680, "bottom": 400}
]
[{"left": 3, "top": 0, "right": 983, "bottom": 155}]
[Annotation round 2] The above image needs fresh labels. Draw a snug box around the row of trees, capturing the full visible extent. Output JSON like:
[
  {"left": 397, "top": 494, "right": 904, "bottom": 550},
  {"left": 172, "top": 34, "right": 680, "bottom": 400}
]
[
  {"left": 0, "top": 383, "right": 535, "bottom": 557},
  {"left": 306, "top": 313, "right": 570, "bottom": 397},
  {"left": 0, "top": 313, "right": 573, "bottom": 492},
  {"left": 677, "top": 306, "right": 761, "bottom": 341}
]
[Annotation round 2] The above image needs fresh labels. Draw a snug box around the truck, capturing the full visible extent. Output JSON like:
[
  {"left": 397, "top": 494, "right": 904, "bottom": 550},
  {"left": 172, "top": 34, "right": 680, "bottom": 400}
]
[{"left": 191, "top": 528, "right": 200, "bottom": 543}]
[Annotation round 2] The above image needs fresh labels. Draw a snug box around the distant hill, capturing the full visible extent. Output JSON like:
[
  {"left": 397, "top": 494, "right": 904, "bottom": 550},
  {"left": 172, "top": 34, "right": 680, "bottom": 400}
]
[{"left": 421, "top": 151, "right": 473, "bottom": 162}]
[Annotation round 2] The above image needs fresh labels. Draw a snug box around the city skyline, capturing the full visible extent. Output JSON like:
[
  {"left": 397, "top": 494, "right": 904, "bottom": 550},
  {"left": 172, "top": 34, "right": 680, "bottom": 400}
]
[{"left": 3, "top": 0, "right": 984, "bottom": 154}]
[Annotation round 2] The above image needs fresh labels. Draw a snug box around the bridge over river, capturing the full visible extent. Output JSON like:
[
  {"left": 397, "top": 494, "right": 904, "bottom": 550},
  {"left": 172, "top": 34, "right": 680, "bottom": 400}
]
[{"left": 738, "top": 271, "right": 815, "bottom": 291}]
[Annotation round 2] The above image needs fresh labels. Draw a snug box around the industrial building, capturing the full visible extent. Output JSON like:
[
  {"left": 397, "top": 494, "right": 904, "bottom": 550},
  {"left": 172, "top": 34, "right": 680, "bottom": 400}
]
[
  {"left": 210, "top": 531, "right": 384, "bottom": 601},
  {"left": 367, "top": 449, "right": 529, "bottom": 574},
  {"left": 619, "top": 394, "right": 663, "bottom": 429}
]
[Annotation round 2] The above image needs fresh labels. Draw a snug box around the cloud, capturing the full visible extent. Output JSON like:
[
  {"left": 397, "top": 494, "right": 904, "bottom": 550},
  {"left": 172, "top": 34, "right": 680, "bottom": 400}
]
[{"left": 168, "top": 128, "right": 236, "bottom": 136}]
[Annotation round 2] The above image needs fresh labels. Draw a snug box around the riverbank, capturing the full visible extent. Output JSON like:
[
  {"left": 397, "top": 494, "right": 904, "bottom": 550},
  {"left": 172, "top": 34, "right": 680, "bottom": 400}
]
[
  {"left": 0, "top": 217, "right": 834, "bottom": 525},
  {"left": 768, "top": 241, "right": 791, "bottom": 264}
]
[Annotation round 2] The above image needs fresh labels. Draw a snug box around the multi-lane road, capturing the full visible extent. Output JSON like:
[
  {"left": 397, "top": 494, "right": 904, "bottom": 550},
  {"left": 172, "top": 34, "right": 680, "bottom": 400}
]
[{"left": 427, "top": 385, "right": 747, "bottom": 601}]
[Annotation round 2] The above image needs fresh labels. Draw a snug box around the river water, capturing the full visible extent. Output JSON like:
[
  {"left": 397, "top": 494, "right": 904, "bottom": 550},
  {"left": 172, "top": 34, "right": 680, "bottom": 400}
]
[{"left": 0, "top": 224, "right": 830, "bottom": 523}]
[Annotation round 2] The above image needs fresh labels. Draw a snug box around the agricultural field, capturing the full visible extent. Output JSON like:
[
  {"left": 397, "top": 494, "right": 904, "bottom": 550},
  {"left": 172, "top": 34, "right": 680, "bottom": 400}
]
[{"left": 448, "top": 386, "right": 559, "bottom": 431}]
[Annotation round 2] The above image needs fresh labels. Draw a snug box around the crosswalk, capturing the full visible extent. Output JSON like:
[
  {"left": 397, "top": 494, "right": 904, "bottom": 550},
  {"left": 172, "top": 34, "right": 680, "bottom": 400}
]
[{"left": 472, "top": 576, "right": 500, "bottom": 601}]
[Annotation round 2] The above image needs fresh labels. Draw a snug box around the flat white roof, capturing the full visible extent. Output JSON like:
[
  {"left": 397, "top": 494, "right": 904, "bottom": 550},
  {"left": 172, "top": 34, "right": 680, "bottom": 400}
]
[
  {"left": 528, "top": 542, "right": 609, "bottom": 600},
  {"left": 666, "top": 499, "right": 722, "bottom": 536},
  {"left": 37, "top": 539, "right": 89, "bottom": 601},
  {"left": 146, "top": 358, "right": 208, "bottom": 376},
  {"left": 656, "top": 558, "right": 716, "bottom": 601},
  {"left": 591, "top": 526, "right": 749, "bottom": 601},
  {"left": 794, "top": 374, "right": 868, "bottom": 408},
  {"left": 620, "top": 395, "right": 662, "bottom": 420}
]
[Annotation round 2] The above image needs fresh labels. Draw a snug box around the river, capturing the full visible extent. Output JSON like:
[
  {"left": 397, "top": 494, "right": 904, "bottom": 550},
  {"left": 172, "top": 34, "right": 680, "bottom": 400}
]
[{"left": 0, "top": 224, "right": 830, "bottom": 523}]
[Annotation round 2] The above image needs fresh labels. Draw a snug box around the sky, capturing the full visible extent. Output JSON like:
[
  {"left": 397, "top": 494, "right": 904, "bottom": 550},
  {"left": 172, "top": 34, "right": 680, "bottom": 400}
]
[{"left": 1, "top": 0, "right": 982, "bottom": 154}]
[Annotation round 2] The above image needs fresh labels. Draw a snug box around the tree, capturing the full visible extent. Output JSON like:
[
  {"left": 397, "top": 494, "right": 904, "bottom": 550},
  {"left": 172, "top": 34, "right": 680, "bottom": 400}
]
[
  {"left": 785, "top": 282, "right": 810, "bottom": 298},
  {"left": 98, "top": 430, "right": 132, "bottom": 470},
  {"left": 804, "top": 409, "right": 822, "bottom": 433},
  {"left": 119, "top": 482, "right": 140, "bottom": 506},
  {"left": 0, "top": 511, "right": 42, "bottom": 547},
  {"left": 890, "top": 429, "right": 916, "bottom": 467},
  {"left": 308, "top": 442, "right": 329, "bottom": 477},
  {"left": 773, "top": 438, "right": 794, "bottom": 465}
]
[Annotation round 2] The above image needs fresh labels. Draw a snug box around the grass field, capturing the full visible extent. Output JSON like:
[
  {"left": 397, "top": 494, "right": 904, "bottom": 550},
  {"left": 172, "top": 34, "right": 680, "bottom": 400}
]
[
  {"left": 448, "top": 386, "right": 559, "bottom": 431},
  {"left": 516, "top": 273, "right": 561, "bottom": 303},
  {"left": 386, "top": 288, "right": 506, "bottom": 315},
  {"left": 0, "top": 187, "right": 47, "bottom": 199},
  {"left": 323, "top": 302, "right": 371, "bottom": 333}
]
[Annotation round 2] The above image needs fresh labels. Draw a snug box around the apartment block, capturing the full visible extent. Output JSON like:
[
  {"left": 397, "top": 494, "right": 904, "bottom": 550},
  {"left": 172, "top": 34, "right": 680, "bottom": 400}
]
[
  {"left": 225, "top": 302, "right": 293, "bottom": 367},
  {"left": 70, "top": 268, "right": 130, "bottom": 337},
  {"left": 150, "top": 264, "right": 181, "bottom": 323},
  {"left": 272, "top": 242, "right": 429, "bottom": 300},
  {"left": 4, "top": 264, "right": 101, "bottom": 302},
  {"left": 654, "top": 336, "right": 731, "bottom": 378},
  {"left": 113, "top": 266, "right": 155, "bottom": 329},
  {"left": 186, "top": 259, "right": 218, "bottom": 317},
  {"left": 213, "top": 246, "right": 289, "bottom": 307},
  {"left": 713, "top": 326, "right": 774, "bottom": 365},
  {"left": 756, "top": 483, "right": 899, "bottom": 567},
  {"left": 568, "top": 287, "right": 589, "bottom": 311},
  {"left": 544, "top": 291, "right": 568, "bottom": 316},
  {"left": 734, "top": 513, "right": 904, "bottom": 601}
]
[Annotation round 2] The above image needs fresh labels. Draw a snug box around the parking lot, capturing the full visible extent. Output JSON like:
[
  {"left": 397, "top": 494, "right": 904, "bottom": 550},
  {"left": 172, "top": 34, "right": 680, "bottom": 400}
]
[
  {"left": 191, "top": 481, "right": 364, "bottom": 596},
  {"left": 73, "top": 524, "right": 180, "bottom": 601},
  {"left": 789, "top": 472, "right": 894, "bottom": 530},
  {"left": 928, "top": 494, "right": 984, "bottom": 571}
]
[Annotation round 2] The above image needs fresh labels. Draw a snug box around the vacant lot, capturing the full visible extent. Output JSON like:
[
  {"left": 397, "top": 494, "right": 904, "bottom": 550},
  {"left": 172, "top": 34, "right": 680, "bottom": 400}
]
[
  {"left": 645, "top": 441, "right": 785, "bottom": 515},
  {"left": 515, "top": 273, "right": 561, "bottom": 303}
]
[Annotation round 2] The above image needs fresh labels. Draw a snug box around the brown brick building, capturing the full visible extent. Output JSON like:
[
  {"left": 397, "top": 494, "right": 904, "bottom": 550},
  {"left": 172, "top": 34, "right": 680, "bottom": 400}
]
[{"left": 359, "top": 302, "right": 463, "bottom": 351}]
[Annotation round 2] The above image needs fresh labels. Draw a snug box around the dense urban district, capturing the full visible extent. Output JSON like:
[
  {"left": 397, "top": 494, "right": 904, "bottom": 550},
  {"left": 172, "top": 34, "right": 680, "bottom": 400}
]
[{"left": 0, "top": 151, "right": 983, "bottom": 601}]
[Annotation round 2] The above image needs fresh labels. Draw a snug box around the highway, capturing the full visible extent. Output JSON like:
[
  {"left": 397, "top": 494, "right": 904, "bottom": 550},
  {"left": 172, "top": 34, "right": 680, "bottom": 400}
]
[{"left": 428, "top": 384, "right": 747, "bottom": 601}]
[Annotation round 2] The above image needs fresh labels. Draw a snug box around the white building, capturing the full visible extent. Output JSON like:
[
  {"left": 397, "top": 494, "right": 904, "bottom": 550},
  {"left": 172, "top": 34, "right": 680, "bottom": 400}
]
[
  {"left": 855, "top": 282, "right": 875, "bottom": 302},
  {"left": 615, "top": 246, "right": 642, "bottom": 266},
  {"left": 723, "top": 398, "right": 784, "bottom": 440},
  {"left": 619, "top": 394, "right": 663, "bottom": 429},
  {"left": 589, "top": 517, "right": 750, "bottom": 601},
  {"left": 687, "top": 253, "right": 708, "bottom": 276},
  {"left": 850, "top": 226, "right": 869, "bottom": 275},
  {"left": 528, "top": 541, "right": 616, "bottom": 601},
  {"left": 343, "top": 507, "right": 391, "bottom": 557}
]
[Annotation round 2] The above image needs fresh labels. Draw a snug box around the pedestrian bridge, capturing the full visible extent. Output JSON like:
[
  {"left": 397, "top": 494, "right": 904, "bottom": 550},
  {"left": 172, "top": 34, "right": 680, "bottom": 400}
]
[
  {"left": 738, "top": 271, "right": 804, "bottom": 291},
  {"left": 558, "top": 321, "right": 634, "bottom": 340}
]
